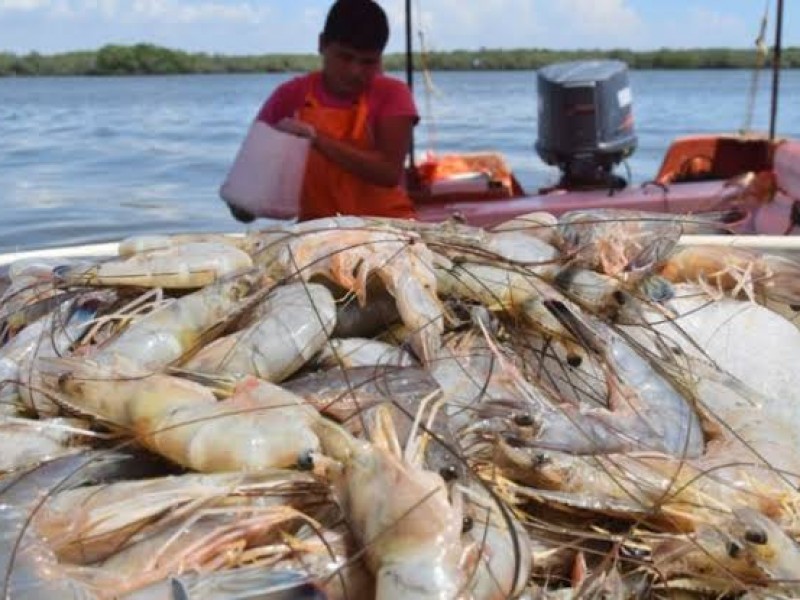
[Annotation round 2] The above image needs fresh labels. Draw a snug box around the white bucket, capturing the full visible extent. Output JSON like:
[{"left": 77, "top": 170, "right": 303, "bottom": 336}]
[{"left": 219, "top": 120, "right": 310, "bottom": 220}]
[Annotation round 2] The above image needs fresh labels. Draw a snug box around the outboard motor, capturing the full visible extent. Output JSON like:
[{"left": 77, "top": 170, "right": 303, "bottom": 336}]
[{"left": 536, "top": 59, "right": 637, "bottom": 191}]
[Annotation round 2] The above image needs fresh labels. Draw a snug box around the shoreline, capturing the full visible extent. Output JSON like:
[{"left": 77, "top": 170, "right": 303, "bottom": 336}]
[{"left": 2, "top": 43, "right": 799, "bottom": 77}]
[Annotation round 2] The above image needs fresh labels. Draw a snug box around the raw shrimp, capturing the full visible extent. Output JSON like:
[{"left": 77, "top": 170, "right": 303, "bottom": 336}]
[
  {"left": 285, "top": 365, "right": 441, "bottom": 439},
  {"left": 660, "top": 244, "right": 800, "bottom": 306},
  {"left": 116, "top": 232, "right": 261, "bottom": 257},
  {"left": 314, "top": 406, "right": 470, "bottom": 600},
  {"left": 435, "top": 320, "right": 703, "bottom": 458},
  {"left": 0, "top": 416, "right": 95, "bottom": 473},
  {"left": 35, "top": 469, "right": 327, "bottom": 566},
  {"left": 651, "top": 508, "right": 800, "bottom": 594},
  {"left": 275, "top": 218, "right": 444, "bottom": 363},
  {"left": 489, "top": 210, "right": 559, "bottom": 245},
  {"left": 557, "top": 209, "right": 729, "bottom": 277},
  {"left": 460, "top": 481, "right": 532, "bottom": 600},
  {"left": 183, "top": 282, "right": 336, "bottom": 382},
  {"left": 0, "top": 452, "right": 123, "bottom": 600},
  {"left": 316, "top": 337, "right": 416, "bottom": 370},
  {"left": 435, "top": 260, "right": 577, "bottom": 349},
  {"left": 542, "top": 299, "right": 704, "bottom": 458},
  {"left": 1, "top": 295, "right": 102, "bottom": 416},
  {"left": 56, "top": 242, "right": 253, "bottom": 289},
  {"left": 86, "top": 268, "right": 268, "bottom": 372},
  {"left": 371, "top": 215, "right": 561, "bottom": 268},
  {"left": 43, "top": 357, "right": 323, "bottom": 473}
]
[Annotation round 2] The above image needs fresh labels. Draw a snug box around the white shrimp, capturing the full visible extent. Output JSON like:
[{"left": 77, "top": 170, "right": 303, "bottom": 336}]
[
  {"left": 316, "top": 337, "right": 417, "bottom": 370},
  {"left": 0, "top": 453, "right": 119, "bottom": 600},
  {"left": 42, "top": 357, "right": 323, "bottom": 473},
  {"left": 86, "top": 268, "right": 268, "bottom": 372},
  {"left": 1, "top": 295, "right": 102, "bottom": 416},
  {"left": 314, "top": 406, "right": 470, "bottom": 600},
  {"left": 0, "top": 416, "right": 95, "bottom": 473},
  {"left": 184, "top": 282, "right": 336, "bottom": 382},
  {"left": 57, "top": 242, "right": 253, "bottom": 289},
  {"left": 276, "top": 218, "right": 444, "bottom": 363}
]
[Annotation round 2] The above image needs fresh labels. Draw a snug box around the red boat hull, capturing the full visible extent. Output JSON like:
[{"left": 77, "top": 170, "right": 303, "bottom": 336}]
[{"left": 415, "top": 135, "right": 800, "bottom": 235}]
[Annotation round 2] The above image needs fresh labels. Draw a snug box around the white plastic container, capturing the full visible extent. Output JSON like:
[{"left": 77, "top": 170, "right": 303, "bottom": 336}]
[{"left": 219, "top": 120, "right": 310, "bottom": 220}]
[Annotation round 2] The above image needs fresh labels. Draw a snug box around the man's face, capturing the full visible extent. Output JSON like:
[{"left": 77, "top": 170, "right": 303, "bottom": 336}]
[{"left": 320, "top": 39, "right": 382, "bottom": 99}]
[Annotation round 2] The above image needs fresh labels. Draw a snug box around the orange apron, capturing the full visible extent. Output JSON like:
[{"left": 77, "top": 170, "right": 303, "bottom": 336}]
[{"left": 297, "top": 73, "right": 416, "bottom": 221}]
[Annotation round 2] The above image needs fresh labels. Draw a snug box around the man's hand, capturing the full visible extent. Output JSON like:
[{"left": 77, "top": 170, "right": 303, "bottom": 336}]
[{"left": 274, "top": 118, "right": 316, "bottom": 141}]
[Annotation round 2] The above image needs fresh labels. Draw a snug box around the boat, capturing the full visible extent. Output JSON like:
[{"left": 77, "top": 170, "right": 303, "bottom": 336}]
[{"left": 407, "top": 0, "right": 800, "bottom": 235}]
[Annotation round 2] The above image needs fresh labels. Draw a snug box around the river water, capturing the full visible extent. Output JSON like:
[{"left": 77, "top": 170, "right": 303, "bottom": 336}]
[{"left": 1, "top": 69, "right": 799, "bottom": 253}]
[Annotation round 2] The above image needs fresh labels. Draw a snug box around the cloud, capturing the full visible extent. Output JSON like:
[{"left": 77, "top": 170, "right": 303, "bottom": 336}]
[
  {"left": 382, "top": 0, "right": 641, "bottom": 51},
  {"left": 0, "top": 0, "right": 272, "bottom": 24},
  {"left": 0, "top": 0, "right": 50, "bottom": 9},
  {"left": 129, "top": 0, "right": 271, "bottom": 24}
]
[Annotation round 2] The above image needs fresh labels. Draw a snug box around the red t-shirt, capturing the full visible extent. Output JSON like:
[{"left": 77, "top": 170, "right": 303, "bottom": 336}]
[{"left": 256, "top": 72, "right": 419, "bottom": 131}]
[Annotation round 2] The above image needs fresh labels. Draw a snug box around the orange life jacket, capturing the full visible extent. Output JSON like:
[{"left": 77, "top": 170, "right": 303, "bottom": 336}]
[{"left": 297, "top": 73, "right": 416, "bottom": 221}]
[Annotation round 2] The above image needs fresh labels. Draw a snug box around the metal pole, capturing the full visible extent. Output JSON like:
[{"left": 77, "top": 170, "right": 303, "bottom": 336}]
[
  {"left": 769, "top": 0, "right": 783, "bottom": 140},
  {"left": 404, "top": 0, "right": 417, "bottom": 176}
]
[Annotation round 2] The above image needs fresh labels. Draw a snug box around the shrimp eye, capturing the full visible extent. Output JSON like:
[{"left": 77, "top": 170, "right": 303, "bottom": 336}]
[
  {"left": 744, "top": 528, "right": 768, "bottom": 545},
  {"left": 297, "top": 451, "right": 315, "bottom": 471},
  {"left": 512, "top": 413, "right": 534, "bottom": 427},
  {"left": 612, "top": 291, "right": 626, "bottom": 305},
  {"left": 57, "top": 372, "right": 72, "bottom": 387},
  {"left": 566, "top": 353, "right": 582, "bottom": 368},
  {"left": 439, "top": 465, "right": 458, "bottom": 482},
  {"left": 503, "top": 435, "right": 526, "bottom": 449},
  {"left": 726, "top": 541, "right": 742, "bottom": 558},
  {"left": 462, "top": 516, "right": 474, "bottom": 533},
  {"left": 790, "top": 304, "right": 800, "bottom": 312}
]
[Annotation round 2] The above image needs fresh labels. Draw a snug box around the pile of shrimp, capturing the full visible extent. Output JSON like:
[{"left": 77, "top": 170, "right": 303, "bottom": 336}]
[{"left": 2, "top": 209, "right": 800, "bottom": 599}]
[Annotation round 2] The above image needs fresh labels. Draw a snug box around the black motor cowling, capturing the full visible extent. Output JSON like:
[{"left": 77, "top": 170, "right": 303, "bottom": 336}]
[{"left": 536, "top": 59, "right": 637, "bottom": 189}]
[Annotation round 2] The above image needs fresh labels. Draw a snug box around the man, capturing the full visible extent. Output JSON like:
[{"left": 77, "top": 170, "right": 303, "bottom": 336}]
[{"left": 257, "top": 0, "right": 418, "bottom": 221}]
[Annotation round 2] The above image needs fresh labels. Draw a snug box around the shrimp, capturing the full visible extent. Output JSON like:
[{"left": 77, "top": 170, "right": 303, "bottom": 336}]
[
  {"left": 0, "top": 416, "right": 95, "bottom": 473},
  {"left": 285, "top": 365, "right": 441, "bottom": 438},
  {"left": 0, "top": 452, "right": 123, "bottom": 600},
  {"left": 85, "top": 268, "right": 268, "bottom": 372},
  {"left": 542, "top": 299, "right": 704, "bottom": 458},
  {"left": 660, "top": 244, "right": 800, "bottom": 306},
  {"left": 275, "top": 218, "right": 444, "bottom": 363},
  {"left": 316, "top": 337, "right": 416, "bottom": 370},
  {"left": 371, "top": 215, "right": 561, "bottom": 268},
  {"left": 1, "top": 294, "right": 104, "bottom": 416},
  {"left": 651, "top": 509, "right": 800, "bottom": 594},
  {"left": 42, "top": 356, "right": 323, "bottom": 473},
  {"left": 435, "top": 321, "right": 702, "bottom": 458},
  {"left": 116, "top": 232, "right": 262, "bottom": 257},
  {"left": 489, "top": 210, "right": 559, "bottom": 245},
  {"left": 314, "top": 405, "right": 470, "bottom": 600},
  {"left": 183, "top": 282, "right": 336, "bottom": 382},
  {"left": 34, "top": 469, "right": 327, "bottom": 565},
  {"left": 557, "top": 209, "right": 729, "bottom": 278},
  {"left": 624, "top": 287, "right": 800, "bottom": 485},
  {"left": 460, "top": 481, "right": 532, "bottom": 600},
  {"left": 56, "top": 242, "right": 254, "bottom": 289},
  {"left": 435, "top": 261, "right": 578, "bottom": 353}
]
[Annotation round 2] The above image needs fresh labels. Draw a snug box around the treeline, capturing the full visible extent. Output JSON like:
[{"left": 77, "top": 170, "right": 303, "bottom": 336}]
[{"left": 2, "top": 43, "right": 800, "bottom": 76}]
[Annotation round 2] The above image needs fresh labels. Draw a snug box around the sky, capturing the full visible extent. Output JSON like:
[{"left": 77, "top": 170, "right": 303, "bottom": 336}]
[{"left": 0, "top": 0, "right": 797, "bottom": 56}]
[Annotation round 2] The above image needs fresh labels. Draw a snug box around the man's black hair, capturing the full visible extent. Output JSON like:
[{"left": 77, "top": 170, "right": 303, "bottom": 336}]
[{"left": 322, "top": 0, "right": 390, "bottom": 52}]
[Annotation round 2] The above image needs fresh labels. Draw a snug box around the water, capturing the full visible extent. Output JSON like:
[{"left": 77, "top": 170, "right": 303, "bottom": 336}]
[{"left": 1, "top": 69, "right": 799, "bottom": 254}]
